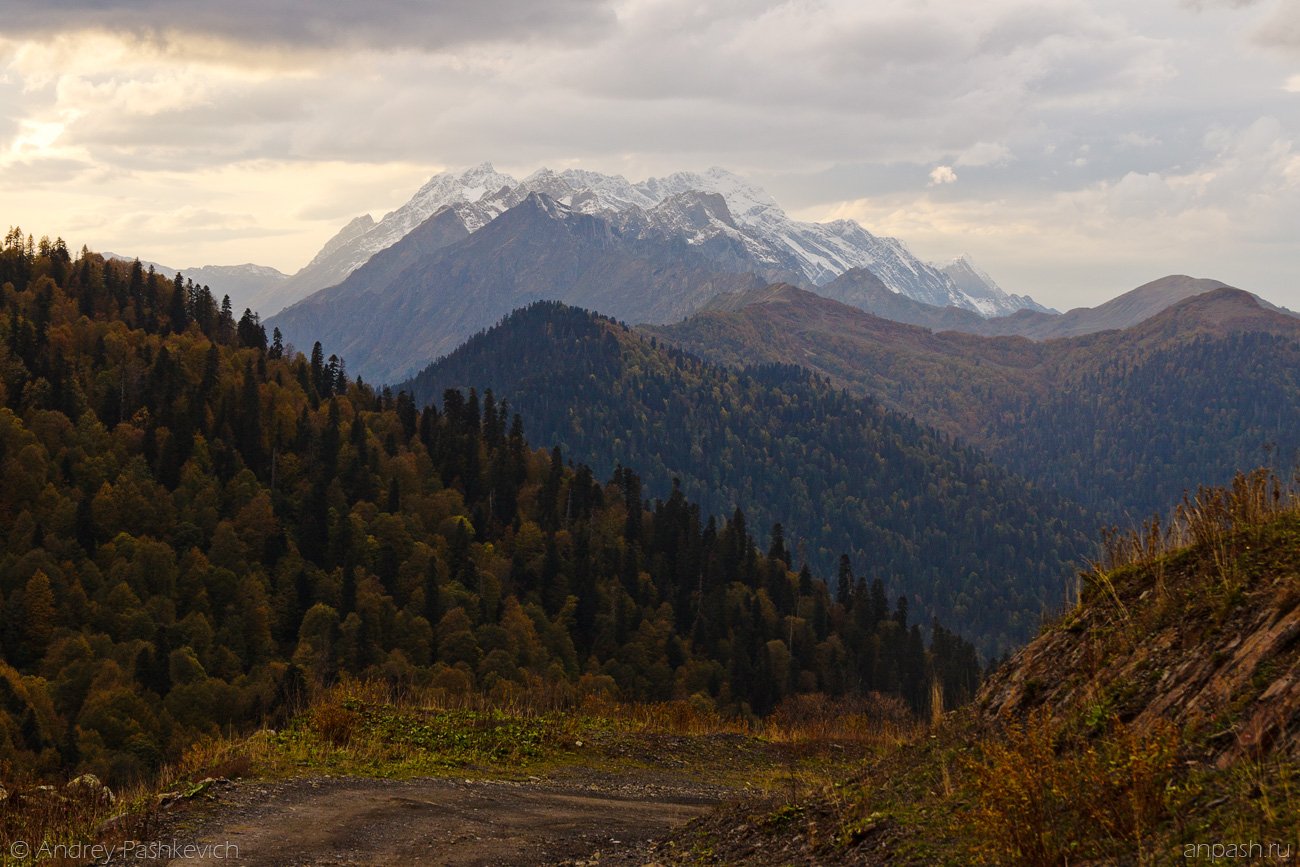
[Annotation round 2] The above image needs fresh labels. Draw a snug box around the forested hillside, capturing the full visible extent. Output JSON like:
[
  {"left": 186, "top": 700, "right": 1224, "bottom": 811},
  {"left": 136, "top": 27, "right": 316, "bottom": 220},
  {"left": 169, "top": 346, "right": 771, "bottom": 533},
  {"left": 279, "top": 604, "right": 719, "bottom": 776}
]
[
  {"left": 648, "top": 284, "right": 1300, "bottom": 520},
  {"left": 679, "top": 471, "right": 1300, "bottom": 865},
  {"left": 400, "top": 302, "right": 1091, "bottom": 656},
  {"left": 0, "top": 229, "right": 980, "bottom": 786}
]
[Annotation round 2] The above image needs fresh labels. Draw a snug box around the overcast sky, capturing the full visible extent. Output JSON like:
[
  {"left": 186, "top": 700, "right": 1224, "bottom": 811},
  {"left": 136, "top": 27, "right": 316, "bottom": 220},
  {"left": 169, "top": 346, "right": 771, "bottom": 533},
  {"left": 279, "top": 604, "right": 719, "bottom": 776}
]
[{"left": 1, "top": 0, "right": 1297, "bottom": 309}]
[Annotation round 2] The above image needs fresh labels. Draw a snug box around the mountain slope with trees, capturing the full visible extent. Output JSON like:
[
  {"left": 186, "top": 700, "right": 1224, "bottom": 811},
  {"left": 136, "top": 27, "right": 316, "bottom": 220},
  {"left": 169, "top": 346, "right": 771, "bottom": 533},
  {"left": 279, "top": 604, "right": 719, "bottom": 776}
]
[
  {"left": 399, "top": 302, "right": 1091, "bottom": 656},
  {"left": 0, "top": 228, "right": 982, "bottom": 786},
  {"left": 646, "top": 283, "right": 1300, "bottom": 520}
]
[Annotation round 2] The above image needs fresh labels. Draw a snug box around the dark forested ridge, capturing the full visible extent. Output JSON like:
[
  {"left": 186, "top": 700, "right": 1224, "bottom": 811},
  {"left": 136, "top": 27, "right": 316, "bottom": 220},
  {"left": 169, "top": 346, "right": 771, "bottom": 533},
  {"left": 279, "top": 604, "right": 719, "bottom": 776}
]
[
  {"left": 647, "top": 283, "right": 1300, "bottom": 521},
  {"left": 400, "top": 302, "right": 1091, "bottom": 657},
  {"left": 0, "top": 229, "right": 981, "bottom": 785}
]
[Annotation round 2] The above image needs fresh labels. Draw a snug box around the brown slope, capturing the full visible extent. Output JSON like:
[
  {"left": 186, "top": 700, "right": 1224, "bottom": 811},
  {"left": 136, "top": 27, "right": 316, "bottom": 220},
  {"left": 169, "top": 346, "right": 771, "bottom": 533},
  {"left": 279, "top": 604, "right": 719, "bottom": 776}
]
[
  {"left": 646, "top": 284, "right": 1300, "bottom": 434},
  {"left": 961, "top": 274, "right": 1233, "bottom": 339},
  {"left": 818, "top": 268, "right": 989, "bottom": 332},
  {"left": 644, "top": 284, "right": 1049, "bottom": 438},
  {"left": 671, "top": 478, "right": 1300, "bottom": 866},
  {"left": 824, "top": 273, "right": 1280, "bottom": 342},
  {"left": 644, "top": 284, "right": 1300, "bottom": 518}
]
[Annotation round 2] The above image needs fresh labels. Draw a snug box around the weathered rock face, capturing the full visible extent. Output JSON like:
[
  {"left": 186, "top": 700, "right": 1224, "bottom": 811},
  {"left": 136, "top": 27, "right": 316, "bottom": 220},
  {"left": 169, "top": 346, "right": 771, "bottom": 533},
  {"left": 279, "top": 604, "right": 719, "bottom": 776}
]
[
  {"left": 978, "top": 508, "right": 1300, "bottom": 768},
  {"left": 269, "top": 193, "right": 776, "bottom": 383},
  {"left": 67, "top": 772, "right": 116, "bottom": 806}
]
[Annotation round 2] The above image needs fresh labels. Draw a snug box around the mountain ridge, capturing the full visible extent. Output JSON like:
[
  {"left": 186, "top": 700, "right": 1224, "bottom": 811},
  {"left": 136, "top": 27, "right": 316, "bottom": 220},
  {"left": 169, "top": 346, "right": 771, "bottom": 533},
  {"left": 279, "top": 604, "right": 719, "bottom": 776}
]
[
  {"left": 645, "top": 282, "right": 1300, "bottom": 519},
  {"left": 104, "top": 252, "right": 288, "bottom": 315},
  {"left": 398, "top": 300, "right": 1092, "bottom": 655},
  {"left": 269, "top": 192, "right": 772, "bottom": 382},
  {"left": 272, "top": 162, "right": 1043, "bottom": 317}
]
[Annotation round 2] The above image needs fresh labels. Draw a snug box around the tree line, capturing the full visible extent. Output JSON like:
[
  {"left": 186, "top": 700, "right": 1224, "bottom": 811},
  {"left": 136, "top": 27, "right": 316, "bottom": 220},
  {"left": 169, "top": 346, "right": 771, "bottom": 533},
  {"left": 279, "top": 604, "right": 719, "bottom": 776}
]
[{"left": 0, "top": 231, "right": 979, "bottom": 785}]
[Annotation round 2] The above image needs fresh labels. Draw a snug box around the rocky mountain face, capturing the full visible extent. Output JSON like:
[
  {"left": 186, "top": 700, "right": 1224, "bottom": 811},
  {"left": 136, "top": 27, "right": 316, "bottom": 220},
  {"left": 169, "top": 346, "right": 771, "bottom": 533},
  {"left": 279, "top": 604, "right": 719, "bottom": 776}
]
[
  {"left": 274, "top": 163, "right": 1045, "bottom": 317},
  {"left": 816, "top": 268, "right": 990, "bottom": 331},
  {"left": 980, "top": 480, "right": 1300, "bottom": 774},
  {"left": 268, "top": 192, "right": 770, "bottom": 382},
  {"left": 940, "top": 255, "right": 1055, "bottom": 316},
  {"left": 686, "top": 472, "right": 1300, "bottom": 866}
]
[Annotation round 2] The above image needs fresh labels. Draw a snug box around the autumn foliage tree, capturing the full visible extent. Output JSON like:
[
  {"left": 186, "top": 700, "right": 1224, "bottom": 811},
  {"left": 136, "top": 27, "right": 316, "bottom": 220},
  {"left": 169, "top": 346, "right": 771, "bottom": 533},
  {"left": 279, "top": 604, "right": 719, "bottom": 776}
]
[{"left": 0, "top": 230, "right": 980, "bottom": 785}]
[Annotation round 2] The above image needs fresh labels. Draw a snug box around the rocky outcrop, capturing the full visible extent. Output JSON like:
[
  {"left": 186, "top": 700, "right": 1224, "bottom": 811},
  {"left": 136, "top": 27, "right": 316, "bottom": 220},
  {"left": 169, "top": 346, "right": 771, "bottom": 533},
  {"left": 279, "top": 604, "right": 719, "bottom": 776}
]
[{"left": 979, "top": 504, "right": 1300, "bottom": 767}]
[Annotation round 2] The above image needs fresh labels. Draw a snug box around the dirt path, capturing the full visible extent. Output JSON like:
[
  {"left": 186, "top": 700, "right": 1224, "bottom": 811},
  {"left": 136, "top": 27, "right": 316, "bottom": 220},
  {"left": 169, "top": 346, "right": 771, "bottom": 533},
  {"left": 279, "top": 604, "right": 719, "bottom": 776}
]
[{"left": 156, "top": 771, "right": 731, "bottom": 866}]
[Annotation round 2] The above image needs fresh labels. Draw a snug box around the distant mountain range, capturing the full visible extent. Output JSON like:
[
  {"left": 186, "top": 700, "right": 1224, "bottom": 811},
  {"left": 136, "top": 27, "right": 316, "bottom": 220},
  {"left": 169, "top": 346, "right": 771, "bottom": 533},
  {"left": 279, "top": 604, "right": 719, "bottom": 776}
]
[
  {"left": 269, "top": 192, "right": 772, "bottom": 381},
  {"left": 951, "top": 275, "right": 1240, "bottom": 339},
  {"left": 645, "top": 283, "right": 1300, "bottom": 519},
  {"left": 263, "top": 165, "right": 1060, "bottom": 381},
  {"left": 104, "top": 253, "right": 288, "bottom": 315},
  {"left": 259, "top": 163, "right": 1043, "bottom": 326},
  {"left": 804, "top": 271, "right": 1294, "bottom": 339}
]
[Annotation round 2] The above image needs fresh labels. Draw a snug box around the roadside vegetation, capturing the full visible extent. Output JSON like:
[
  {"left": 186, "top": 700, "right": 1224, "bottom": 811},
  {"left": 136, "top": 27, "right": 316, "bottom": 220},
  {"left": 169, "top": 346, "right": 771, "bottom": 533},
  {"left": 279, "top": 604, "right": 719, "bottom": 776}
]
[
  {"left": 672, "top": 470, "right": 1300, "bottom": 865},
  {"left": 0, "top": 682, "right": 918, "bottom": 864}
]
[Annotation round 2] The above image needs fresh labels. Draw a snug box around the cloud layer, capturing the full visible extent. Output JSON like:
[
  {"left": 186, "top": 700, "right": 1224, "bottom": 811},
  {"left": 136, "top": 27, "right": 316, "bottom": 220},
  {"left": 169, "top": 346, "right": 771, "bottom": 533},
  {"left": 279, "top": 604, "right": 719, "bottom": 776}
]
[
  {"left": 3, "top": 0, "right": 616, "bottom": 51},
  {"left": 1, "top": 0, "right": 1298, "bottom": 309}
]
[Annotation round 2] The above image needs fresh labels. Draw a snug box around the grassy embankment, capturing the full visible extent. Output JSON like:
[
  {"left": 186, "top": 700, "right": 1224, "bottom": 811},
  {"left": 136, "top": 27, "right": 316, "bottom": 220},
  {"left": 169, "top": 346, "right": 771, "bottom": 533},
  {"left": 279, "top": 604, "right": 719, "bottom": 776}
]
[{"left": 676, "top": 470, "right": 1300, "bottom": 865}]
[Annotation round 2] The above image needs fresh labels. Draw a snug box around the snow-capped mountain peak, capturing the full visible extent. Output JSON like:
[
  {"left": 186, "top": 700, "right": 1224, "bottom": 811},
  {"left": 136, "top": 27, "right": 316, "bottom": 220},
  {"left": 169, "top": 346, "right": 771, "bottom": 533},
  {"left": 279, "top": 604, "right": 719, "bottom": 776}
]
[
  {"left": 280, "top": 162, "right": 1048, "bottom": 318},
  {"left": 636, "top": 167, "right": 783, "bottom": 227},
  {"left": 304, "top": 214, "right": 376, "bottom": 270},
  {"left": 939, "top": 254, "right": 1055, "bottom": 316}
]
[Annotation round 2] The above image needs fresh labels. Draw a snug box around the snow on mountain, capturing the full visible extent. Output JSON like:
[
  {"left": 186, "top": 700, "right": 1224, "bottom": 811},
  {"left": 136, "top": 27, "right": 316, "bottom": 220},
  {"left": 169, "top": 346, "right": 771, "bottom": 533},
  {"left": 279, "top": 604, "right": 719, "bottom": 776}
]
[
  {"left": 520, "top": 167, "right": 659, "bottom": 213},
  {"left": 302, "top": 215, "right": 375, "bottom": 272},
  {"left": 285, "top": 163, "right": 1045, "bottom": 317},
  {"left": 940, "top": 255, "right": 1055, "bottom": 317},
  {"left": 331, "top": 162, "right": 516, "bottom": 274},
  {"left": 269, "top": 163, "right": 516, "bottom": 315},
  {"left": 623, "top": 168, "right": 973, "bottom": 309}
]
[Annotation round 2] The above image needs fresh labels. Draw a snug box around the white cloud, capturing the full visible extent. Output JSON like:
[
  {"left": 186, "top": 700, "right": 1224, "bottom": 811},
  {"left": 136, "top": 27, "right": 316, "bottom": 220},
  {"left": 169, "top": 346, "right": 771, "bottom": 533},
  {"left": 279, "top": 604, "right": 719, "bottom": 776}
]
[
  {"left": 929, "top": 165, "right": 958, "bottom": 185},
  {"left": 956, "top": 142, "right": 1012, "bottom": 166},
  {"left": 0, "top": 0, "right": 1296, "bottom": 308},
  {"left": 0, "top": 0, "right": 616, "bottom": 54},
  {"left": 1118, "top": 132, "right": 1161, "bottom": 148},
  {"left": 815, "top": 116, "right": 1300, "bottom": 309},
  {"left": 1180, "top": 0, "right": 1262, "bottom": 9},
  {"left": 1256, "top": 2, "right": 1300, "bottom": 56}
]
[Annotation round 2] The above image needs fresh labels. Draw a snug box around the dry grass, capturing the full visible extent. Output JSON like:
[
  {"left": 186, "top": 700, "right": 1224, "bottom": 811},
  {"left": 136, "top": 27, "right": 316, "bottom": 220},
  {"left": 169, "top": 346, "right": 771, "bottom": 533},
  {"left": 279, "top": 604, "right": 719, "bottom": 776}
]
[
  {"left": 170, "top": 680, "right": 915, "bottom": 797},
  {"left": 0, "top": 774, "right": 165, "bottom": 867},
  {"left": 1081, "top": 468, "right": 1297, "bottom": 642},
  {"left": 967, "top": 708, "right": 1181, "bottom": 866},
  {"left": 1096, "top": 468, "right": 1293, "bottom": 576}
]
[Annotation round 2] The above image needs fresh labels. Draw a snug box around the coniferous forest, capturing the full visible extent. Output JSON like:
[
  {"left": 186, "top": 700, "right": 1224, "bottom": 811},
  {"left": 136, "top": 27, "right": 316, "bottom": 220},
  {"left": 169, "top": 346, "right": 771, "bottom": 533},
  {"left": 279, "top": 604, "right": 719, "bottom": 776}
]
[
  {"left": 0, "top": 231, "right": 981, "bottom": 786},
  {"left": 401, "top": 302, "right": 1092, "bottom": 654}
]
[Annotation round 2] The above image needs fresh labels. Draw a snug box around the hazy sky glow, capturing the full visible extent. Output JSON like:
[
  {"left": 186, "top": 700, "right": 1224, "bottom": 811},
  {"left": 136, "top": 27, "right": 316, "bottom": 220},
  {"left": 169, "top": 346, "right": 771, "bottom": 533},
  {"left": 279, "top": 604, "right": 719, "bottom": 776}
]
[{"left": 1, "top": 0, "right": 1297, "bottom": 309}]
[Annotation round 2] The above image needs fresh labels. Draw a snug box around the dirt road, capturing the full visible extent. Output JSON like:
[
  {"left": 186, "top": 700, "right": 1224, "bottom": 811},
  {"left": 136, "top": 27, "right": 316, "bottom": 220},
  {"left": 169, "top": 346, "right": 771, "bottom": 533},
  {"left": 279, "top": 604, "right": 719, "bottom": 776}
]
[{"left": 158, "top": 771, "right": 730, "bottom": 866}]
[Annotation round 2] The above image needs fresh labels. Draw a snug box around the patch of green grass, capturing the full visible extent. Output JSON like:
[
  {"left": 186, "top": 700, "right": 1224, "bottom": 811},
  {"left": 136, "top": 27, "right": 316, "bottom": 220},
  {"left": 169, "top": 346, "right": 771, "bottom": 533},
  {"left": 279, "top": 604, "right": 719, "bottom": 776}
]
[
  {"left": 348, "top": 702, "right": 551, "bottom": 765},
  {"left": 761, "top": 803, "right": 805, "bottom": 831}
]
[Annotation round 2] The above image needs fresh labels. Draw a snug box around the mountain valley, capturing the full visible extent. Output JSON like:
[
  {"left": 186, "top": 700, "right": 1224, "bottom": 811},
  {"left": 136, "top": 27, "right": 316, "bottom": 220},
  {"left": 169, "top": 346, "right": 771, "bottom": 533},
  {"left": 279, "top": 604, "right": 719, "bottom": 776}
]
[{"left": 647, "top": 282, "right": 1300, "bottom": 519}]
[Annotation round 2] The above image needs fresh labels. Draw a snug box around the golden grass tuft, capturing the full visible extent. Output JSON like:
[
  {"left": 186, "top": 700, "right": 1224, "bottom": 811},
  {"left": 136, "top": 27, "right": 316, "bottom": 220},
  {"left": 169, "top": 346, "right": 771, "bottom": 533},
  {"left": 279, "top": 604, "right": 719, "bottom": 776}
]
[{"left": 967, "top": 708, "right": 1180, "bottom": 866}]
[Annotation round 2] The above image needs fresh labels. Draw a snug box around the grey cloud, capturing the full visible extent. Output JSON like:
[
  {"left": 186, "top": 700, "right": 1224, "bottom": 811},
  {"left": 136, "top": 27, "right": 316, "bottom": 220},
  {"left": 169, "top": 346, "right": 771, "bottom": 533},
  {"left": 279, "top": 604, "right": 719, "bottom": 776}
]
[
  {"left": 1179, "top": 0, "right": 1262, "bottom": 9},
  {"left": 2, "top": 0, "right": 1298, "bottom": 308},
  {"left": 571, "top": 0, "right": 1162, "bottom": 127},
  {"left": 1255, "top": 2, "right": 1300, "bottom": 54},
  {"left": 2, "top": 0, "right": 615, "bottom": 51},
  {"left": 0, "top": 157, "right": 97, "bottom": 186}
]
